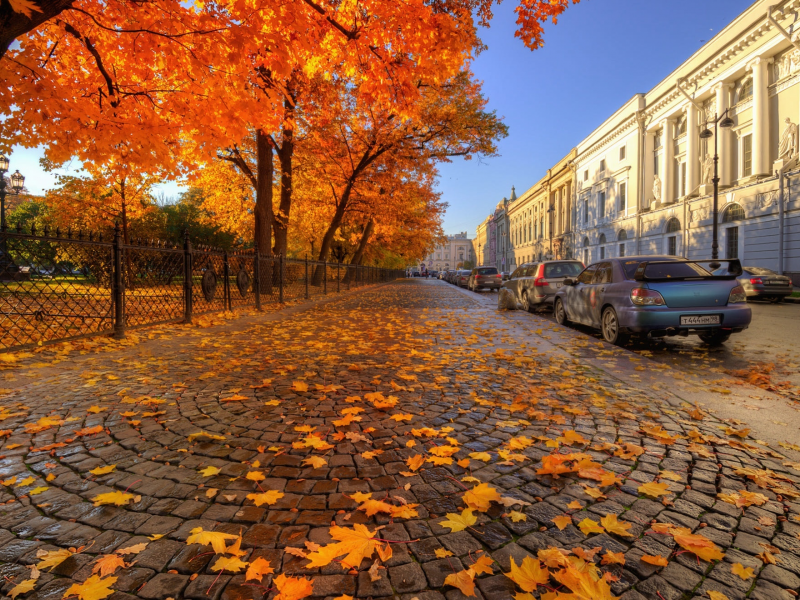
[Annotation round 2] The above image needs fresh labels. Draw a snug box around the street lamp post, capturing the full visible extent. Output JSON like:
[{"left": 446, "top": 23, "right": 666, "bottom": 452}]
[
  {"left": 478, "top": 243, "right": 482, "bottom": 266},
  {"left": 547, "top": 203, "right": 555, "bottom": 260},
  {"left": 0, "top": 156, "right": 26, "bottom": 232},
  {"left": 699, "top": 110, "right": 734, "bottom": 264}
]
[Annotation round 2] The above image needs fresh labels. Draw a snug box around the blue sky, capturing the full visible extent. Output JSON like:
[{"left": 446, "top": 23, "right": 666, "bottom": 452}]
[
  {"left": 437, "top": 0, "right": 754, "bottom": 235},
  {"left": 9, "top": 0, "right": 753, "bottom": 235}
]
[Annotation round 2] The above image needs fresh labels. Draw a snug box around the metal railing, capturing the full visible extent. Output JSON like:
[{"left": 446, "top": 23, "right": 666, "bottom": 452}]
[{"left": 0, "top": 223, "right": 403, "bottom": 352}]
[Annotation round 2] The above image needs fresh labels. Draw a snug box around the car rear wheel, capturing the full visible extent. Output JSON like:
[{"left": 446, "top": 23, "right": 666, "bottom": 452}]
[
  {"left": 554, "top": 298, "right": 570, "bottom": 326},
  {"left": 601, "top": 307, "right": 629, "bottom": 346},
  {"left": 770, "top": 296, "right": 784, "bottom": 303},
  {"left": 521, "top": 291, "right": 531, "bottom": 312},
  {"left": 698, "top": 331, "right": 731, "bottom": 345}
]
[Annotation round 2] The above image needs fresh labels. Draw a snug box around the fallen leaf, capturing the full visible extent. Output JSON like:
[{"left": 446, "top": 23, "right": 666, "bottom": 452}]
[
  {"left": 439, "top": 509, "right": 477, "bottom": 532},
  {"left": 63, "top": 575, "right": 116, "bottom": 600}
]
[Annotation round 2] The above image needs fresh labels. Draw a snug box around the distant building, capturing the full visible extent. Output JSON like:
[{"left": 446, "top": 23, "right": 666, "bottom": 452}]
[{"left": 422, "top": 232, "right": 475, "bottom": 272}]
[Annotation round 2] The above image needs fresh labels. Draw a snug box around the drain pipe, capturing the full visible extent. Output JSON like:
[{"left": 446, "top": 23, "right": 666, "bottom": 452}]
[{"left": 778, "top": 166, "right": 785, "bottom": 274}]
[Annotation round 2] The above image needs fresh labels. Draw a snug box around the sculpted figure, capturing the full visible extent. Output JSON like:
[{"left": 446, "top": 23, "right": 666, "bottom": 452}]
[
  {"left": 702, "top": 154, "right": 714, "bottom": 184},
  {"left": 778, "top": 117, "right": 798, "bottom": 160},
  {"left": 652, "top": 175, "right": 662, "bottom": 202}
]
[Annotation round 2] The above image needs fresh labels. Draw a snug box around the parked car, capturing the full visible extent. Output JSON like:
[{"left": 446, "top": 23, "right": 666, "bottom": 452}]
[
  {"left": 468, "top": 266, "right": 501, "bottom": 292},
  {"left": 502, "top": 260, "right": 584, "bottom": 311},
  {"left": 438, "top": 271, "right": 448, "bottom": 280},
  {"left": 456, "top": 270, "right": 471, "bottom": 287},
  {"left": 735, "top": 266, "right": 792, "bottom": 302},
  {"left": 501, "top": 271, "right": 511, "bottom": 281},
  {"left": 429, "top": 270, "right": 439, "bottom": 278},
  {"left": 553, "top": 256, "right": 751, "bottom": 346}
]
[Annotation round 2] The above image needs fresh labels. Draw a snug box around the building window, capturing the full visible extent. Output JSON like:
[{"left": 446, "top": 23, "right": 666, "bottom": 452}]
[
  {"left": 723, "top": 203, "right": 745, "bottom": 223},
  {"left": 726, "top": 227, "right": 739, "bottom": 259},
  {"left": 654, "top": 152, "right": 660, "bottom": 176},
  {"left": 737, "top": 78, "right": 753, "bottom": 103},
  {"left": 599, "top": 159, "right": 606, "bottom": 172},
  {"left": 600, "top": 246, "right": 605, "bottom": 259},
  {"left": 583, "top": 199, "right": 588, "bottom": 223},
  {"left": 599, "top": 191, "right": 606, "bottom": 217},
  {"left": 742, "top": 134, "right": 753, "bottom": 177},
  {"left": 668, "top": 236, "right": 677, "bottom": 256},
  {"left": 583, "top": 237, "right": 589, "bottom": 265},
  {"left": 619, "top": 146, "right": 626, "bottom": 160},
  {"left": 666, "top": 218, "right": 681, "bottom": 233},
  {"left": 599, "top": 233, "right": 606, "bottom": 259},
  {"left": 584, "top": 170, "right": 589, "bottom": 181},
  {"left": 619, "top": 183, "right": 626, "bottom": 213},
  {"left": 619, "top": 243, "right": 625, "bottom": 257}
]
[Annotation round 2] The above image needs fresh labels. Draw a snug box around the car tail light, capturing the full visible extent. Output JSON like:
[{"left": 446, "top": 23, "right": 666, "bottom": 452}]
[
  {"left": 495, "top": 274, "right": 501, "bottom": 278},
  {"left": 749, "top": 278, "right": 763, "bottom": 285},
  {"left": 728, "top": 285, "right": 746, "bottom": 304},
  {"left": 533, "top": 277, "right": 547, "bottom": 287},
  {"left": 630, "top": 288, "right": 665, "bottom": 306}
]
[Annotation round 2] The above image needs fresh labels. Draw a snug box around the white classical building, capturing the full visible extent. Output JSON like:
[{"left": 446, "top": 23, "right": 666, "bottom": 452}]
[
  {"left": 422, "top": 232, "right": 475, "bottom": 272},
  {"left": 573, "top": 0, "right": 800, "bottom": 283}
]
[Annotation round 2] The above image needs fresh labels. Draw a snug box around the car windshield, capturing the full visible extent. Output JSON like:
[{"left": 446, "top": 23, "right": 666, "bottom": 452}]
[
  {"left": 744, "top": 267, "right": 776, "bottom": 276},
  {"left": 477, "top": 267, "right": 498, "bottom": 275},
  {"left": 544, "top": 262, "right": 583, "bottom": 278}
]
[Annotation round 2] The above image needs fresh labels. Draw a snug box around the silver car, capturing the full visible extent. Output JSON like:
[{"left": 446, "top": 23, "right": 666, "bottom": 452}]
[
  {"left": 554, "top": 256, "right": 752, "bottom": 346},
  {"left": 502, "top": 260, "right": 585, "bottom": 312}
]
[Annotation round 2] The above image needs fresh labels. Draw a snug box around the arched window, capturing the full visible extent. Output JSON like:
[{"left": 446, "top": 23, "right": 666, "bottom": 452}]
[
  {"left": 583, "top": 237, "right": 590, "bottom": 247},
  {"left": 737, "top": 78, "right": 753, "bottom": 103},
  {"left": 598, "top": 233, "right": 607, "bottom": 245},
  {"left": 723, "top": 203, "right": 745, "bottom": 222},
  {"left": 666, "top": 217, "right": 681, "bottom": 233},
  {"left": 617, "top": 230, "right": 628, "bottom": 241}
]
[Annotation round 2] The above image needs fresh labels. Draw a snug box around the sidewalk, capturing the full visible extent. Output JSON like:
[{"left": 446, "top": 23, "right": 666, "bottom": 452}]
[{"left": 0, "top": 279, "right": 797, "bottom": 600}]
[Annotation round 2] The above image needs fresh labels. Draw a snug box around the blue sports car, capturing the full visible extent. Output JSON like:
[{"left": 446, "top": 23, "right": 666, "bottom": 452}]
[{"left": 553, "top": 256, "right": 752, "bottom": 346}]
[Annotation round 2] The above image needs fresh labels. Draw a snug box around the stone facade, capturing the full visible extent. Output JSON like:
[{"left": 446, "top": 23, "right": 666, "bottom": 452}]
[{"left": 421, "top": 232, "right": 475, "bottom": 272}]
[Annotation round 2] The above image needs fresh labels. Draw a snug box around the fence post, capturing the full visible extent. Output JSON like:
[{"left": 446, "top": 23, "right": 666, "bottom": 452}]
[
  {"left": 279, "top": 254, "right": 285, "bottom": 303},
  {"left": 305, "top": 254, "right": 310, "bottom": 299},
  {"left": 183, "top": 229, "right": 193, "bottom": 324},
  {"left": 223, "top": 250, "right": 231, "bottom": 310},
  {"left": 337, "top": 262, "right": 340, "bottom": 293},
  {"left": 253, "top": 242, "right": 261, "bottom": 311},
  {"left": 112, "top": 223, "right": 125, "bottom": 339}
]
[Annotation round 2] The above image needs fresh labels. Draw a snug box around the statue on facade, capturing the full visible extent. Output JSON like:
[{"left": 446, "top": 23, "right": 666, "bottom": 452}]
[
  {"left": 778, "top": 117, "right": 798, "bottom": 160},
  {"left": 652, "top": 175, "right": 662, "bottom": 202},
  {"left": 702, "top": 154, "right": 714, "bottom": 184}
]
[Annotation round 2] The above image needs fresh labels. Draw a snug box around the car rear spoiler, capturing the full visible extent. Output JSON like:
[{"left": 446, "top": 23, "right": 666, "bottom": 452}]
[{"left": 633, "top": 259, "right": 742, "bottom": 282}]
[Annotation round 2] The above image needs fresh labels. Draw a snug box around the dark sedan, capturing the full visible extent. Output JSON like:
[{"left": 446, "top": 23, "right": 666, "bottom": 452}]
[
  {"left": 737, "top": 267, "right": 793, "bottom": 302},
  {"left": 554, "top": 256, "right": 752, "bottom": 346}
]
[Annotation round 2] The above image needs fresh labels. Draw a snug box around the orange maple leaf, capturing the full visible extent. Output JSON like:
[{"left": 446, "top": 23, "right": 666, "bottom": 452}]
[
  {"left": 274, "top": 573, "right": 313, "bottom": 600},
  {"left": 505, "top": 556, "right": 549, "bottom": 592}
]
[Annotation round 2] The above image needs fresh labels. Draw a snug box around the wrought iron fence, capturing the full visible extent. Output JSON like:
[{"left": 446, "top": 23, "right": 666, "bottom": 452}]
[{"left": 0, "top": 223, "right": 403, "bottom": 352}]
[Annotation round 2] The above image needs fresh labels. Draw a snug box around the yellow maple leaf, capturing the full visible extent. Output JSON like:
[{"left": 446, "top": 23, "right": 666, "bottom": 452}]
[
  {"left": 444, "top": 569, "right": 476, "bottom": 597},
  {"left": 641, "top": 554, "right": 668, "bottom": 567},
  {"left": 36, "top": 548, "right": 74, "bottom": 571},
  {"left": 64, "top": 575, "right": 117, "bottom": 600},
  {"left": 28, "top": 486, "right": 48, "bottom": 496},
  {"left": 302, "top": 456, "right": 328, "bottom": 469},
  {"left": 89, "top": 465, "right": 116, "bottom": 476},
  {"left": 390, "top": 414, "right": 413, "bottom": 421},
  {"left": 186, "top": 528, "right": 239, "bottom": 554},
  {"left": 16, "top": 476, "right": 34, "bottom": 487},
  {"left": 211, "top": 555, "right": 248, "bottom": 573},
  {"left": 707, "top": 592, "right": 730, "bottom": 600},
  {"left": 358, "top": 498, "right": 393, "bottom": 516},
  {"left": 731, "top": 562, "right": 754, "bottom": 580},
  {"left": 92, "top": 491, "right": 135, "bottom": 507},
  {"left": 439, "top": 508, "right": 477, "bottom": 532},
  {"left": 638, "top": 481, "right": 670, "bottom": 498},
  {"left": 305, "top": 524, "right": 380, "bottom": 570},
  {"left": 673, "top": 530, "right": 725, "bottom": 562},
  {"left": 566, "top": 500, "right": 582, "bottom": 510},
  {"left": 435, "top": 548, "right": 454, "bottom": 558},
  {"left": 505, "top": 557, "right": 549, "bottom": 592},
  {"left": 463, "top": 482, "right": 501, "bottom": 512},
  {"left": 508, "top": 511, "right": 527, "bottom": 522},
  {"left": 274, "top": 573, "right": 314, "bottom": 600},
  {"left": 292, "top": 381, "right": 309, "bottom": 392},
  {"left": 246, "top": 491, "right": 285, "bottom": 507},
  {"left": 9, "top": 578, "right": 36, "bottom": 599},
  {"left": 199, "top": 466, "right": 221, "bottom": 477},
  {"left": 469, "top": 555, "right": 494, "bottom": 576},
  {"left": 469, "top": 451, "right": 491, "bottom": 461},
  {"left": 600, "top": 514, "right": 633, "bottom": 537},
  {"left": 601, "top": 551, "right": 626, "bottom": 565},
  {"left": 578, "top": 518, "right": 605, "bottom": 535}
]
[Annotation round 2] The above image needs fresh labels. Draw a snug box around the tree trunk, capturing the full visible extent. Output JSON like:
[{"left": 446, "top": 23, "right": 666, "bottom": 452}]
[
  {"left": 273, "top": 94, "right": 295, "bottom": 257},
  {"left": 255, "top": 129, "right": 274, "bottom": 292},
  {"left": 0, "top": 0, "right": 74, "bottom": 58},
  {"left": 342, "top": 218, "right": 374, "bottom": 284}
]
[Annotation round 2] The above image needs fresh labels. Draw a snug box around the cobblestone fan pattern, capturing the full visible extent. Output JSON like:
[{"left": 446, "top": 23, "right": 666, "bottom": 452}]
[{"left": 0, "top": 280, "right": 799, "bottom": 600}]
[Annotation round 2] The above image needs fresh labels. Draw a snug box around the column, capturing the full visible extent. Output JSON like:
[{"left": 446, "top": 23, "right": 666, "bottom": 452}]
[
  {"left": 660, "top": 118, "right": 675, "bottom": 203},
  {"left": 716, "top": 82, "right": 733, "bottom": 187},
  {"left": 750, "top": 56, "right": 772, "bottom": 175},
  {"left": 686, "top": 103, "right": 699, "bottom": 195}
]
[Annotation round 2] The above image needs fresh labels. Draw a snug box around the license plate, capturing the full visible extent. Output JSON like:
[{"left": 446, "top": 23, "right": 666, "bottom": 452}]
[
  {"left": 556, "top": 283, "right": 562, "bottom": 288},
  {"left": 680, "top": 315, "right": 721, "bottom": 326},
  {"left": 767, "top": 280, "right": 786, "bottom": 285}
]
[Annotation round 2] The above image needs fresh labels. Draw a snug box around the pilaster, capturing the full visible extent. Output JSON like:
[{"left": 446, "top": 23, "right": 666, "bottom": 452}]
[
  {"left": 716, "top": 82, "right": 734, "bottom": 187},
  {"left": 686, "top": 103, "right": 699, "bottom": 196},
  {"left": 749, "top": 56, "right": 773, "bottom": 175}
]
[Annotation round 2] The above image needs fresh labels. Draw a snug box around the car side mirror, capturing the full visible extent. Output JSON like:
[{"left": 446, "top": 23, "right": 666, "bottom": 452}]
[{"left": 563, "top": 278, "right": 575, "bottom": 286}]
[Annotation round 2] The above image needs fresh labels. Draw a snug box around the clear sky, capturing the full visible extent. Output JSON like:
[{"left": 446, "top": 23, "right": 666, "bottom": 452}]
[
  {"left": 437, "top": 0, "right": 755, "bottom": 236},
  {"left": 8, "top": 0, "right": 754, "bottom": 236}
]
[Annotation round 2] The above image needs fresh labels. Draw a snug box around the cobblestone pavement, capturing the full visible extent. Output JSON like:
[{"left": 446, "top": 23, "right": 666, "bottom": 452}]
[{"left": 0, "top": 279, "right": 799, "bottom": 600}]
